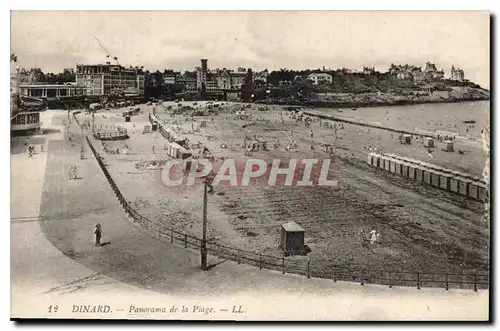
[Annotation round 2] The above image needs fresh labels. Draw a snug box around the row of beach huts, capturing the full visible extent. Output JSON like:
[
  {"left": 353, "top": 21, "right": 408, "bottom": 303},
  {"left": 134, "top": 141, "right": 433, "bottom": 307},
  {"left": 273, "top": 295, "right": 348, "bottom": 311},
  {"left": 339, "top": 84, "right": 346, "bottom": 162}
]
[
  {"left": 367, "top": 152, "right": 488, "bottom": 203},
  {"left": 149, "top": 111, "right": 192, "bottom": 160}
]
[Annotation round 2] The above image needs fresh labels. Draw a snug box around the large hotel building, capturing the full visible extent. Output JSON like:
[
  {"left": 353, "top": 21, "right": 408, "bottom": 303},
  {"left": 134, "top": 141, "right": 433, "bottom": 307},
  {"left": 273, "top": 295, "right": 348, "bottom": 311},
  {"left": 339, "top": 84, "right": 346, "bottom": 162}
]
[{"left": 75, "top": 64, "right": 145, "bottom": 96}]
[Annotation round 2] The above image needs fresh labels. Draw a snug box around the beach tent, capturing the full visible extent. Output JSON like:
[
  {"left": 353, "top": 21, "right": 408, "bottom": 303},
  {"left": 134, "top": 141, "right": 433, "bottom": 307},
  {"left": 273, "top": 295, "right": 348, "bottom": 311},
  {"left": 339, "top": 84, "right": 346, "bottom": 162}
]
[
  {"left": 423, "top": 137, "right": 434, "bottom": 148},
  {"left": 401, "top": 134, "right": 412, "bottom": 144}
]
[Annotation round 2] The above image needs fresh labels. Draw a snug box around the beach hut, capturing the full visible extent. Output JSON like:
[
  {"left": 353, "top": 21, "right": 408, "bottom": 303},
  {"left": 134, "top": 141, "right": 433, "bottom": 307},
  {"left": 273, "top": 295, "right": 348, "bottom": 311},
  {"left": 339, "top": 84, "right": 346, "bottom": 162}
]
[
  {"left": 423, "top": 169, "right": 432, "bottom": 185},
  {"left": 444, "top": 140, "right": 454, "bottom": 152},
  {"left": 377, "top": 155, "right": 386, "bottom": 169},
  {"left": 449, "top": 177, "right": 459, "bottom": 193},
  {"left": 280, "top": 221, "right": 305, "bottom": 256},
  {"left": 423, "top": 137, "right": 434, "bottom": 148},
  {"left": 143, "top": 124, "right": 151, "bottom": 134},
  {"left": 477, "top": 183, "right": 488, "bottom": 202},
  {"left": 178, "top": 148, "right": 192, "bottom": 160},
  {"left": 458, "top": 178, "right": 471, "bottom": 196},
  {"left": 389, "top": 158, "right": 396, "bottom": 173},
  {"left": 439, "top": 173, "right": 450, "bottom": 191},
  {"left": 431, "top": 170, "right": 440, "bottom": 187},
  {"left": 415, "top": 166, "right": 424, "bottom": 182},
  {"left": 468, "top": 182, "right": 479, "bottom": 200},
  {"left": 384, "top": 157, "right": 391, "bottom": 171},
  {"left": 401, "top": 162, "right": 409, "bottom": 178},
  {"left": 372, "top": 154, "right": 381, "bottom": 168},
  {"left": 394, "top": 160, "right": 402, "bottom": 175},
  {"left": 167, "top": 142, "right": 186, "bottom": 159},
  {"left": 367, "top": 153, "right": 374, "bottom": 165},
  {"left": 408, "top": 163, "right": 416, "bottom": 179}
]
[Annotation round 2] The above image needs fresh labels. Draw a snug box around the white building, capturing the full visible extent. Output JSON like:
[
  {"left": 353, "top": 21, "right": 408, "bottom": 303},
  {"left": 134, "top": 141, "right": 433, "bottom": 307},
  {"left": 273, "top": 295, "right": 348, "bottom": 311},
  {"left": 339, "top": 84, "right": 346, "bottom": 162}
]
[
  {"left": 307, "top": 73, "right": 333, "bottom": 85},
  {"left": 451, "top": 65, "right": 465, "bottom": 81},
  {"left": 75, "top": 64, "right": 145, "bottom": 96}
]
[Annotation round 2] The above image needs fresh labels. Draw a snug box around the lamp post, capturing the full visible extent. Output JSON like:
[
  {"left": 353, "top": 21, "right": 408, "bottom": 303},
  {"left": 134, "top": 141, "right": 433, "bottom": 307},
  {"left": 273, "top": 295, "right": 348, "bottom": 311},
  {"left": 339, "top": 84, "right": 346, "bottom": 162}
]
[
  {"left": 201, "top": 174, "right": 214, "bottom": 270},
  {"left": 201, "top": 179, "right": 208, "bottom": 270}
]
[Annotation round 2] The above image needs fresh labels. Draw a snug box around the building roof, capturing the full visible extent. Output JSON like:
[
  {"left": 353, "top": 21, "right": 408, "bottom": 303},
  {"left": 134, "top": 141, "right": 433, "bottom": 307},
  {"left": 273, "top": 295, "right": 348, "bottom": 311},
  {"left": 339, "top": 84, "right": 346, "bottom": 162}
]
[
  {"left": 307, "top": 72, "right": 332, "bottom": 78},
  {"left": 282, "top": 221, "right": 304, "bottom": 232}
]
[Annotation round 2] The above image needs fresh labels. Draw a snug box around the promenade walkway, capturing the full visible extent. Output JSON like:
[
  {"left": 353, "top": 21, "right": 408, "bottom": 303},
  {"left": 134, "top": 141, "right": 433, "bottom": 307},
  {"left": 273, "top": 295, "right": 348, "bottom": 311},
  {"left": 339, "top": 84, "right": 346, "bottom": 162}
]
[{"left": 10, "top": 111, "right": 488, "bottom": 320}]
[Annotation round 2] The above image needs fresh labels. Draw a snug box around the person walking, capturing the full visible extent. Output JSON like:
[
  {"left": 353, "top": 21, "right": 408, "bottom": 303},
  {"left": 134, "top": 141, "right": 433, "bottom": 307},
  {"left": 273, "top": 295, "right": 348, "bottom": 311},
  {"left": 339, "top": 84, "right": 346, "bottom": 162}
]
[{"left": 94, "top": 223, "right": 102, "bottom": 247}]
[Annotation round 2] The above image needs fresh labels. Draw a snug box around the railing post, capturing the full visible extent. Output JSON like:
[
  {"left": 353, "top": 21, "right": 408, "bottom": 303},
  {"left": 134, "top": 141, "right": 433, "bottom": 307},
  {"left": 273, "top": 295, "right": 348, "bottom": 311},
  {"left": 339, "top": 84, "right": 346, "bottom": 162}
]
[
  {"left": 259, "top": 253, "right": 262, "bottom": 269},
  {"left": 474, "top": 274, "right": 477, "bottom": 292},
  {"left": 170, "top": 230, "right": 174, "bottom": 243},
  {"left": 445, "top": 274, "right": 449, "bottom": 290},
  {"left": 184, "top": 234, "right": 188, "bottom": 248},
  {"left": 307, "top": 260, "right": 310, "bottom": 279},
  {"left": 282, "top": 257, "right": 285, "bottom": 274},
  {"left": 417, "top": 272, "right": 420, "bottom": 289}
]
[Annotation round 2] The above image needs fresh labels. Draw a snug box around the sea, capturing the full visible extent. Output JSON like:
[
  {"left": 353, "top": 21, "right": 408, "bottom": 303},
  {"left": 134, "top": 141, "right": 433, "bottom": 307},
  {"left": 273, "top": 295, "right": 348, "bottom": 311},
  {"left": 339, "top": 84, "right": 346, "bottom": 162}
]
[{"left": 315, "top": 100, "right": 490, "bottom": 141}]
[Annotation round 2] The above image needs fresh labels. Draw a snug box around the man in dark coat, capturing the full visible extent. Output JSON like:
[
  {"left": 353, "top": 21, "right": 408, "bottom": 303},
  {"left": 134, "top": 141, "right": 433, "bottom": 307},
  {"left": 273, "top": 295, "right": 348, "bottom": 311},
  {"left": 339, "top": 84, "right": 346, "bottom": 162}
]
[{"left": 94, "top": 223, "right": 102, "bottom": 247}]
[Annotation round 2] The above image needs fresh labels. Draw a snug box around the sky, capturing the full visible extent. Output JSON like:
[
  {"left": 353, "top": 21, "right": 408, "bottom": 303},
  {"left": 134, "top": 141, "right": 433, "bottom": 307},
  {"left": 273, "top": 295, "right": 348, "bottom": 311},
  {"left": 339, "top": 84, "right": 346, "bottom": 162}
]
[{"left": 10, "top": 11, "right": 490, "bottom": 88}]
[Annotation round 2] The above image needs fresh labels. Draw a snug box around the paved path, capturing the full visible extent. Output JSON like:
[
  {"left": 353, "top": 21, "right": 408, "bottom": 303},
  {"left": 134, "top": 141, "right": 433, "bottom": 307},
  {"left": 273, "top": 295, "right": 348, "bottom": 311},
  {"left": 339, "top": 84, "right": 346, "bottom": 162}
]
[{"left": 10, "top": 111, "right": 489, "bottom": 320}]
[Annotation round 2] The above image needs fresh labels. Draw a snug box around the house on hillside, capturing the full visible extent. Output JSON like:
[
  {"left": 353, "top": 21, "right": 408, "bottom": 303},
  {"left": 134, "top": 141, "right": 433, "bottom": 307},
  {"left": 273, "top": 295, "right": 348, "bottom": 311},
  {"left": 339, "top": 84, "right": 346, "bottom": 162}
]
[
  {"left": 451, "top": 65, "right": 465, "bottom": 81},
  {"left": 397, "top": 71, "right": 412, "bottom": 80},
  {"left": 307, "top": 72, "right": 333, "bottom": 85},
  {"left": 424, "top": 62, "right": 444, "bottom": 80},
  {"left": 413, "top": 71, "right": 427, "bottom": 83}
]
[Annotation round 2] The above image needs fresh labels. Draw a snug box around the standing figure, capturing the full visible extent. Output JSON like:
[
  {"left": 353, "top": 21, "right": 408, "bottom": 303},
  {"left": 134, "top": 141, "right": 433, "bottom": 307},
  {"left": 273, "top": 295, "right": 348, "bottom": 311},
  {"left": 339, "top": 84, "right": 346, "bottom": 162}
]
[
  {"left": 94, "top": 223, "right": 102, "bottom": 247},
  {"left": 68, "top": 166, "right": 74, "bottom": 180},
  {"left": 369, "top": 229, "right": 379, "bottom": 245},
  {"left": 360, "top": 230, "right": 369, "bottom": 249}
]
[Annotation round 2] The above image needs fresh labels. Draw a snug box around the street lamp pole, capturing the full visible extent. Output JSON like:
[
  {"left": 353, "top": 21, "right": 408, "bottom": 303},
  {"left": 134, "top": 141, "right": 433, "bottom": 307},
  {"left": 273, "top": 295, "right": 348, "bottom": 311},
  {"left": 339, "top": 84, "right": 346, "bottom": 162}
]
[{"left": 201, "top": 179, "right": 208, "bottom": 270}]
